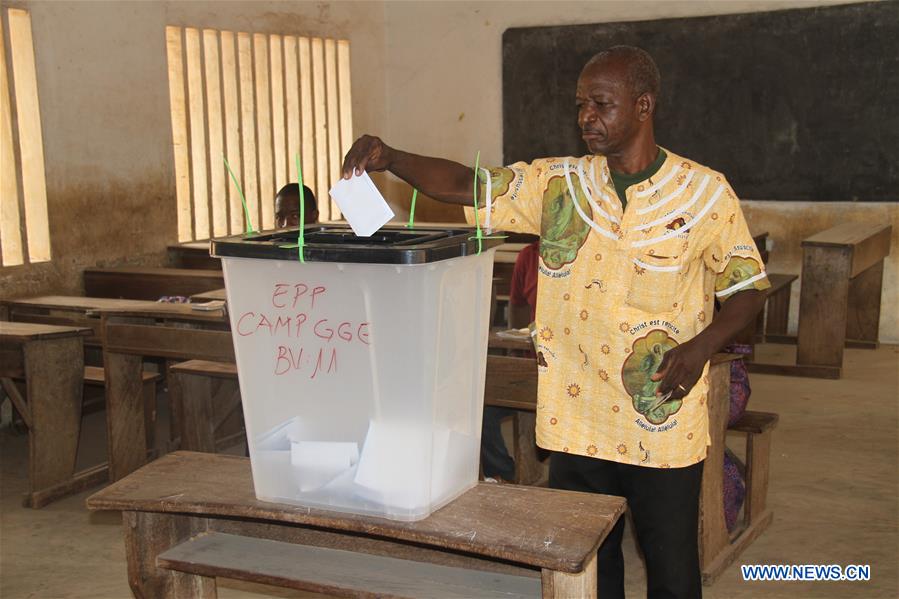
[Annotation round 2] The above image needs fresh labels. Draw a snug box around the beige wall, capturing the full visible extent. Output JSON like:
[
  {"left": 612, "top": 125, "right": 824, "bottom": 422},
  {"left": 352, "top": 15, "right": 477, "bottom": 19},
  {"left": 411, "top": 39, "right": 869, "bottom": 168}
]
[
  {"left": 1, "top": 0, "right": 387, "bottom": 297},
  {"left": 377, "top": 0, "right": 897, "bottom": 341}
]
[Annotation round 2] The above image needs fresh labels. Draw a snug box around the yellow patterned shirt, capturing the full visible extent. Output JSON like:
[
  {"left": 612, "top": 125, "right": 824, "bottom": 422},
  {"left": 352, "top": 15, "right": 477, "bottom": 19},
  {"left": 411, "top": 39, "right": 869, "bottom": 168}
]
[{"left": 469, "top": 149, "right": 770, "bottom": 468}]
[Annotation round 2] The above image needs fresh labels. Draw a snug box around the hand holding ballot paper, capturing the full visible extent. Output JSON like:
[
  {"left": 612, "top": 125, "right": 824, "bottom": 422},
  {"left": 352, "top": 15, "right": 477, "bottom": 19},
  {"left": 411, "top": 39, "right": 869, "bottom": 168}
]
[{"left": 329, "top": 171, "right": 394, "bottom": 237}]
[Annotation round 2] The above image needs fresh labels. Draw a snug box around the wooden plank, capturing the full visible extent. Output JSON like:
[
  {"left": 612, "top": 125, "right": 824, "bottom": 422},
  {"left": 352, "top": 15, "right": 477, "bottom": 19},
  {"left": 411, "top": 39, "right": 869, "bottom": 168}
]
[
  {"left": 158, "top": 532, "right": 540, "bottom": 599},
  {"left": 729, "top": 411, "right": 778, "bottom": 434},
  {"left": 324, "top": 39, "right": 341, "bottom": 221},
  {"left": 541, "top": 551, "right": 596, "bottom": 599},
  {"left": 485, "top": 355, "right": 538, "bottom": 409},
  {"left": 847, "top": 225, "right": 891, "bottom": 278},
  {"left": 170, "top": 359, "right": 237, "bottom": 379},
  {"left": 701, "top": 510, "right": 773, "bottom": 585},
  {"left": 698, "top": 359, "right": 731, "bottom": 574},
  {"left": 124, "top": 512, "right": 215, "bottom": 598},
  {"left": 237, "top": 32, "right": 259, "bottom": 231},
  {"left": 185, "top": 28, "right": 210, "bottom": 240},
  {"left": 177, "top": 372, "right": 216, "bottom": 453},
  {"left": 8, "top": 8, "right": 50, "bottom": 262},
  {"left": 0, "top": 22, "right": 24, "bottom": 266},
  {"left": 104, "top": 324, "right": 234, "bottom": 362},
  {"left": 310, "top": 38, "right": 328, "bottom": 216},
  {"left": 87, "top": 452, "right": 626, "bottom": 574},
  {"left": 284, "top": 36, "right": 301, "bottom": 183},
  {"left": 298, "top": 37, "right": 314, "bottom": 205},
  {"left": 796, "top": 245, "right": 852, "bottom": 369},
  {"left": 189, "top": 289, "right": 227, "bottom": 303},
  {"left": 744, "top": 362, "right": 841, "bottom": 379},
  {"left": 220, "top": 30, "right": 244, "bottom": 235},
  {"left": 166, "top": 26, "right": 193, "bottom": 242},
  {"left": 744, "top": 431, "right": 772, "bottom": 521},
  {"left": 846, "top": 260, "right": 883, "bottom": 343},
  {"left": 23, "top": 336, "right": 83, "bottom": 498},
  {"left": 209, "top": 518, "right": 535, "bottom": 578},
  {"left": 253, "top": 33, "right": 274, "bottom": 230},
  {"left": 0, "top": 321, "right": 91, "bottom": 342},
  {"left": 26, "top": 462, "right": 109, "bottom": 509},
  {"left": 104, "top": 348, "right": 149, "bottom": 481},
  {"left": 2, "top": 295, "right": 159, "bottom": 311},
  {"left": 203, "top": 29, "right": 228, "bottom": 238},
  {"left": 269, "top": 34, "right": 287, "bottom": 194},
  {"left": 802, "top": 222, "right": 890, "bottom": 248},
  {"left": 99, "top": 302, "right": 227, "bottom": 322},
  {"left": 0, "top": 377, "right": 29, "bottom": 426},
  {"left": 83, "top": 267, "right": 224, "bottom": 300}
]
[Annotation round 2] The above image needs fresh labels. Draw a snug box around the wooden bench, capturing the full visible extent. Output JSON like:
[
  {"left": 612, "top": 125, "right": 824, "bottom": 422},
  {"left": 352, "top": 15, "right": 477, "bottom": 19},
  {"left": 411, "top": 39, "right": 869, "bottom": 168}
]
[
  {"left": 99, "top": 303, "right": 233, "bottom": 481},
  {"left": 84, "top": 267, "right": 225, "bottom": 301},
  {"left": 168, "top": 360, "right": 243, "bottom": 453},
  {"left": 749, "top": 222, "right": 892, "bottom": 379},
  {"left": 0, "top": 322, "right": 108, "bottom": 507},
  {"left": 87, "top": 451, "right": 626, "bottom": 598}
]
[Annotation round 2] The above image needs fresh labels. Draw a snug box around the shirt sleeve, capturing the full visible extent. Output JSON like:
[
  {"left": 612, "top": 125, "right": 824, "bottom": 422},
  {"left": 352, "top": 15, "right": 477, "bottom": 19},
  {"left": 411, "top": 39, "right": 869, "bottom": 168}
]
[
  {"left": 700, "top": 179, "right": 771, "bottom": 301},
  {"left": 463, "top": 161, "right": 542, "bottom": 235}
]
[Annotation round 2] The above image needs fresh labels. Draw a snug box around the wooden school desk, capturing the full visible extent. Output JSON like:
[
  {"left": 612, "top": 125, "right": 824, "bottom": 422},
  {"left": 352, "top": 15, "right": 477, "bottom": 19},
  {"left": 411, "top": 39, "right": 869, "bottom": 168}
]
[
  {"left": 749, "top": 222, "right": 892, "bottom": 379},
  {"left": 0, "top": 322, "right": 107, "bottom": 507},
  {"left": 0, "top": 295, "right": 159, "bottom": 348},
  {"left": 87, "top": 451, "right": 626, "bottom": 599},
  {"left": 99, "top": 303, "right": 233, "bottom": 481}
]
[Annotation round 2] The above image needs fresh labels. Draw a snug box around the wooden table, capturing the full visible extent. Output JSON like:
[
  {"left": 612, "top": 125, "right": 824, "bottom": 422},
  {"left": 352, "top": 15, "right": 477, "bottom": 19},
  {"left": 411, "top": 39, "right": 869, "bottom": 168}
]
[
  {"left": 167, "top": 241, "right": 221, "bottom": 270},
  {"left": 0, "top": 295, "right": 159, "bottom": 348},
  {"left": 749, "top": 222, "right": 891, "bottom": 379},
  {"left": 84, "top": 267, "right": 225, "bottom": 300},
  {"left": 0, "top": 322, "right": 108, "bottom": 507},
  {"left": 87, "top": 451, "right": 625, "bottom": 598},
  {"left": 100, "top": 303, "right": 234, "bottom": 481}
]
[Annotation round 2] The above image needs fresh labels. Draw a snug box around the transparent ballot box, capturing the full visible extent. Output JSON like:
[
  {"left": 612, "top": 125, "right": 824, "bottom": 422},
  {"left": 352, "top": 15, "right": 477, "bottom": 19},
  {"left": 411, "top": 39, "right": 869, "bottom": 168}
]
[{"left": 212, "top": 226, "right": 502, "bottom": 521}]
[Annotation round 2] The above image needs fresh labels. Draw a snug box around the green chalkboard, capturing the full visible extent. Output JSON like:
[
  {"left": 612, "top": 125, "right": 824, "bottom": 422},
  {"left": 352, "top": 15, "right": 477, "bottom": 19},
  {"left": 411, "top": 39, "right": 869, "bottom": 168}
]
[{"left": 502, "top": 2, "right": 898, "bottom": 201}]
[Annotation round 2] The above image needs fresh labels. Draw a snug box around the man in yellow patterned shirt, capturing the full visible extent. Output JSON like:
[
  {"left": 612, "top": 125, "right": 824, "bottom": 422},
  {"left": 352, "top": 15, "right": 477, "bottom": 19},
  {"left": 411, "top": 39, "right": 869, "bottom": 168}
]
[{"left": 343, "top": 46, "right": 768, "bottom": 599}]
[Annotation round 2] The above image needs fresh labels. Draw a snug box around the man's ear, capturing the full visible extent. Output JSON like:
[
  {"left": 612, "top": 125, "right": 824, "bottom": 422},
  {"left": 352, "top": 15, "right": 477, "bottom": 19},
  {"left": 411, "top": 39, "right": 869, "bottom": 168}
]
[{"left": 636, "top": 92, "right": 655, "bottom": 122}]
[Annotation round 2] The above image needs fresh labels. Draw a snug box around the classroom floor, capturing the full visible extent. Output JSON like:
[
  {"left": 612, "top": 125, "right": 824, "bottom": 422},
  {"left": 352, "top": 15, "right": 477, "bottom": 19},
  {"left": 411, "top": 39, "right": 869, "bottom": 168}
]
[{"left": 1, "top": 344, "right": 897, "bottom": 599}]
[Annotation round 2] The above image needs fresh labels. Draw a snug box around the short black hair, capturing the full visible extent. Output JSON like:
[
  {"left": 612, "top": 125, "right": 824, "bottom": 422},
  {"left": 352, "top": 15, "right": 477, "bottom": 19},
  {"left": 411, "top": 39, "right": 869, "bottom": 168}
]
[
  {"left": 584, "top": 45, "right": 660, "bottom": 99},
  {"left": 276, "top": 183, "right": 318, "bottom": 213}
]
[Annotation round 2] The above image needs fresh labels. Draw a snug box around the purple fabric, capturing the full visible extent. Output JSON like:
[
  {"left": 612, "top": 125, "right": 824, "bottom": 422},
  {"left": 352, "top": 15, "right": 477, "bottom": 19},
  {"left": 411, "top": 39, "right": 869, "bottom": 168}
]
[
  {"left": 723, "top": 449, "right": 746, "bottom": 532},
  {"left": 726, "top": 343, "right": 752, "bottom": 427}
]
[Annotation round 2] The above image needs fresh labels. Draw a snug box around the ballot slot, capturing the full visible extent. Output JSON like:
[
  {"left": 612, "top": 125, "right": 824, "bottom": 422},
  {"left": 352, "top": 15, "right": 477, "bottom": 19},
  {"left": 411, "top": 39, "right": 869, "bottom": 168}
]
[{"left": 214, "top": 225, "right": 503, "bottom": 521}]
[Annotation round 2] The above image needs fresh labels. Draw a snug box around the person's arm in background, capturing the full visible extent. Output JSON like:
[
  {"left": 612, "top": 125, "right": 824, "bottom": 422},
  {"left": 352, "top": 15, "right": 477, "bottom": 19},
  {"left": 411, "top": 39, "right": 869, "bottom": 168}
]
[
  {"left": 508, "top": 243, "right": 539, "bottom": 329},
  {"left": 342, "top": 135, "right": 475, "bottom": 206}
]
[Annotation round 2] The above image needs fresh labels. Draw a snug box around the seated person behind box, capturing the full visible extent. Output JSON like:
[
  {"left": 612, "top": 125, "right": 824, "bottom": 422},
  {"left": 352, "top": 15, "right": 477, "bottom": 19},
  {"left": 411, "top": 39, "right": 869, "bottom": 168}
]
[{"left": 275, "top": 183, "right": 319, "bottom": 228}]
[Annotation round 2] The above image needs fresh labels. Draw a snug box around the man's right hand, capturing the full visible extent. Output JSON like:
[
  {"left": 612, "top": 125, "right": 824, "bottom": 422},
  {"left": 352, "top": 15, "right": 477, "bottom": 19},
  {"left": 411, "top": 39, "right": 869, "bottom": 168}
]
[{"left": 342, "top": 135, "right": 393, "bottom": 179}]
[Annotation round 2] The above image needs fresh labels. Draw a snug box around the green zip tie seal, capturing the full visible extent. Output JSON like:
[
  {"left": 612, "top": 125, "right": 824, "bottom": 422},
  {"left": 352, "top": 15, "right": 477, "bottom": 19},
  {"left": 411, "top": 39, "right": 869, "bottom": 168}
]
[
  {"left": 223, "top": 155, "right": 256, "bottom": 235},
  {"left": 407, "top": 188, "right": 418, "bottom": 229},
  {"left": 472, "top": 151, "right": 483, "bottom": 254},
  {"left": 295, "top": 153, "right": 306, "bottom": 263}
]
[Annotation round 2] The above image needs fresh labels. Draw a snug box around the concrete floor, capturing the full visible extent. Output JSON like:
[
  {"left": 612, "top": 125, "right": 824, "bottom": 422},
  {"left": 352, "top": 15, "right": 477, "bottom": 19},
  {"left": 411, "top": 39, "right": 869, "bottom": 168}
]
[{"left": 1, "top": 344, "right": 897, "bottom": 598}]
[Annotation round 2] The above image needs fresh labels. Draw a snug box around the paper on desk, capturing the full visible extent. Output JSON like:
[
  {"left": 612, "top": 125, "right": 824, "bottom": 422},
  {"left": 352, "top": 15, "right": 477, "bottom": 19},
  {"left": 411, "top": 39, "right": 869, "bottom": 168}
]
[{"left": 329, "top": 172, "right": 395, "bottom": 237}]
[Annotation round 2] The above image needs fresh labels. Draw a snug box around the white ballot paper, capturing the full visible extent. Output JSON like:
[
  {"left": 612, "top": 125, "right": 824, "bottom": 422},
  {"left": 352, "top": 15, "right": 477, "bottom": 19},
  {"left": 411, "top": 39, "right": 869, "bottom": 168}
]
[{"left": 329, "top": 172, "right": 395, "bottom": 237}]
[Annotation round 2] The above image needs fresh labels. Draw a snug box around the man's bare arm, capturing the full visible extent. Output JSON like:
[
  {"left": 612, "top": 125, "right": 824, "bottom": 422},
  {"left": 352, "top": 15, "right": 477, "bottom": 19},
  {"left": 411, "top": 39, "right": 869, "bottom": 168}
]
[{"left": 342, "top": 135, "right": 475, "bottom": 206}]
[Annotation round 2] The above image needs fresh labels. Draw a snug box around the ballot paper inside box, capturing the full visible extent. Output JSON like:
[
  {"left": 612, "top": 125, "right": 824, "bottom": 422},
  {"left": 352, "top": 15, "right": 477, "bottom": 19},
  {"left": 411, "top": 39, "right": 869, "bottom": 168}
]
[{"left": 212, "top": 226, "right": 504, "bottom": 521}]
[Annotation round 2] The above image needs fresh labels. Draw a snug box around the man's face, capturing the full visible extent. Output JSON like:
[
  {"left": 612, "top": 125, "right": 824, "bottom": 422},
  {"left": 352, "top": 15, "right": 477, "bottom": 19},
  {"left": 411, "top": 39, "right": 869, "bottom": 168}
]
[
  {"left": 275, "top": 196, "right": 319, "bottom": 228},
  {"left": 576, "top": 59, "right": 644, "bottom": 156},
  {"left": 275, "top": 196, "right": 300, "bottom": 228}
]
